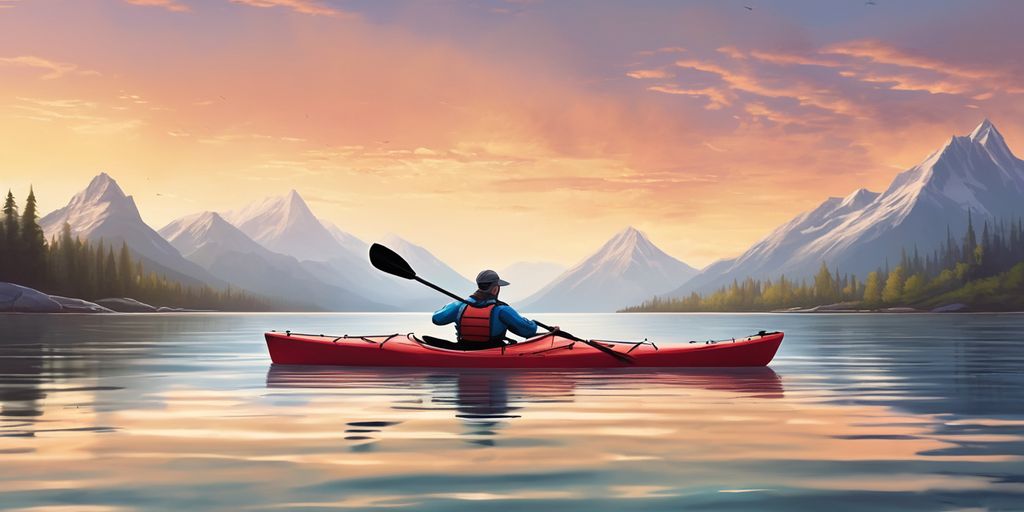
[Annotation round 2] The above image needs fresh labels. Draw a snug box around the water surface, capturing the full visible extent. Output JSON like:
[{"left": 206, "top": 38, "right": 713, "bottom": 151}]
[{"left": 1, "top": 313, "right": 1023, "bottom": 511}]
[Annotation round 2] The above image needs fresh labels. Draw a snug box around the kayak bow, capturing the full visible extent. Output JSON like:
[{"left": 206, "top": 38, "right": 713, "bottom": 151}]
[{"left": 264, "top": 330, "right": 783, "bottom": 368}]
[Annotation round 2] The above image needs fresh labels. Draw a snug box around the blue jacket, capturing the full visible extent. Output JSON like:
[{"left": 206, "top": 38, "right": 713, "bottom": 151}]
[{"left": 432, "top": 297, "right": 538, "bottom": 340}]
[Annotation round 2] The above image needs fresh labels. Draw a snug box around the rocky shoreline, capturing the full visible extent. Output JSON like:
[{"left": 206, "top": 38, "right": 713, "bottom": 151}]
[{"left": 0, "top": 282, "right": 209, "bottom": 313}]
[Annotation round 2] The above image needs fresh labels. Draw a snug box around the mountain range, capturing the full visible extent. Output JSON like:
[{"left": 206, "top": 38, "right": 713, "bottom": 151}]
[
  {"left": 670, "top": 119, "right": 1024, "bottom": 296},
  {"left": 35, "top": 119, "right": 1020, "bottom": 312}
]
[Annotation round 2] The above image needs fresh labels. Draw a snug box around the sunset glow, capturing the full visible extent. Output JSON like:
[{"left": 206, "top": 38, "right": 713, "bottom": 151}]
[{"left": 2, "top": 0, "right": 1023, "bottom": 273}]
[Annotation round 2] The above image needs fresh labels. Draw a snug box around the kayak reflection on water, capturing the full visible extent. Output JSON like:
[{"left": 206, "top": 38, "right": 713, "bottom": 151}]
[{"left": 265, "top": 366, "right": 784, "bottom": 446}]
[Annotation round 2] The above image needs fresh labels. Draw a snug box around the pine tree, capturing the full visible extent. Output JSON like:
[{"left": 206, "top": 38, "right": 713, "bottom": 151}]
[
  {"left": 118, "top": 242, "right": 134, "bottom": 295},
  {"left": 104, "top": 248, "right": 120, "bottom": 297},
  {"left": 59, "top": 223, "right": 75, "bottom": 289},
  {"left": 813, "top": 262, "right": 835, "bottom": 303},
  {"left": 2, "top": 190, "right": 20, "bottom": 281},
  {"left": 20, "top": 187, "right": 48, "bottom": 287},
  {"left": 0, "top": 205, "right": 5, "bottom": 275},
  {"left": 964, "top": 210, "right": 977, "bottom": 266}
]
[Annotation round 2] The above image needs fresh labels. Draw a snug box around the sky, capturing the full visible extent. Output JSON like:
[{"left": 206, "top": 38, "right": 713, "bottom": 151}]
[{"left": 2, "top": 0, "right": 1023, "bottom": 275}]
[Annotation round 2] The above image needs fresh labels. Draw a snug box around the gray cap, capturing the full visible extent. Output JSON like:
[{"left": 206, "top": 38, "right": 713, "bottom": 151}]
[{"left": 476, "top": 269, "right": 510, "bottom": 289}]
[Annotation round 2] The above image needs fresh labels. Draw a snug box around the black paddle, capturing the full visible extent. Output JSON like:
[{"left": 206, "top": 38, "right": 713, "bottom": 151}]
[{"left": 368, "top": 243, "right": 633, "bottom": 364}]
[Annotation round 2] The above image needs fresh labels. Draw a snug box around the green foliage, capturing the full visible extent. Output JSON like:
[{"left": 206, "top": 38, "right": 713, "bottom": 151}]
[
  {"left": 902, "top": 274, "right": 925, "bottom": 301},
  {"left": 1, "top": 190, "right": 21, "bottom": 282},
  {"left": 624, "top": 212, "right": 1024, "bottom": 312},
  {"left": 882, "top": 266, "right": 905, "bottom": 304},
  {"left": 863, "top": 271, "right": 882, "bottom": 305}
]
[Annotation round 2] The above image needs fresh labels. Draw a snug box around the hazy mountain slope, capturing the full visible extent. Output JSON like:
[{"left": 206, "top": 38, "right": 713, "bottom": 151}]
[
  {"left": 159, "top": 211, "right": 387, "bottom": 311},
  {"left": 498, "top": 261, "right": 568, "bottom": 302}
]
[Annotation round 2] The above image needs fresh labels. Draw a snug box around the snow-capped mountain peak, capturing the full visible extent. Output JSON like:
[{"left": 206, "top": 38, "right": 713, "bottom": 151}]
[
  {"left": 587, "top": 226, "right": 680, "bottom": 275},
  {"left": 968, "top": 118, "right": 1017, "bottom": 168},
  {"left": 220, "top": 190, "right": 347, "bottom": 262},
  {"left": 522, "top": 227, "right": 697, "bottom": 312},
  {"left": 39, "top": 173, "right": 218, "bottom": 286},
  {"left": 79, "top": 171, "right": 126, "bottom": 204},
  {"left": 839, "top": 188, "right": 879, "bottom": 210},
  {"left": 969, "top": 118, "right": 999, "bottom": 143},
  {"left": 43, "top": 172, "right": 142, "bottom": 239},
  {"left": 158, "top": 211, "right": 266, "bottom": 258}
]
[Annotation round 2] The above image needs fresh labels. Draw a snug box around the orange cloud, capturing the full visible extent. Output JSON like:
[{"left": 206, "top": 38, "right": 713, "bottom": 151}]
[
  {"left": 647, "top": 85, "right": 730, "bottom": 110},
  {"left": 228, "top": 0, "right": 350, "bottom": 17},
  {"left": 823, "top": 40, "right": 989, "bottom": 79},
  {"left": 673, "top": 57, "right": 860, "bottom": 119},
  {"left": 124, "top": 0, "right": 190, "bottom": 12},
  {"left": 822, "top": 39, "right": 1024, "bottom": 97},
  {"left": 0, "top": 55, "right": 98, "bottom": 79}
]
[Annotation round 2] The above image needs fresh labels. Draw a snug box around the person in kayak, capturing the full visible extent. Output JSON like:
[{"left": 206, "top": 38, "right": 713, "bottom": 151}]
[{"left": 431, "top": 270, "right": 542, "bottom": 349}]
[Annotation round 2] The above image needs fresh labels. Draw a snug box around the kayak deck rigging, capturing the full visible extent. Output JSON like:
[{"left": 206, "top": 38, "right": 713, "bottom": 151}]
[{"left": 265, "top": 330, "right": 784, "bottom": 368}]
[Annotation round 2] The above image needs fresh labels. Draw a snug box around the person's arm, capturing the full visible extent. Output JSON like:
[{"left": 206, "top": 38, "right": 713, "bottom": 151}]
[
  {"left": 432, "top": 301, "right": 463, "bottom": 325},
  {"left": 498, "top": 306, "right": 538, "bottom": 338}
]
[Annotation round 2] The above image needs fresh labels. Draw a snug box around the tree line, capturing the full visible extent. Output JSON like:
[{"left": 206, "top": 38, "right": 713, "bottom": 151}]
[
  {"left": 623, "top": 212, "right": 1024, "bottom": 312},
  {"left": 1, "top": 188, "right": 272, "bottom": 310}
]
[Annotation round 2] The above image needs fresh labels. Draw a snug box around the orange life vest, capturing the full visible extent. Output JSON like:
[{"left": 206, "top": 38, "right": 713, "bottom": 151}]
[{"left": 457, "top": 303, "right": 497, "bottom": 343}]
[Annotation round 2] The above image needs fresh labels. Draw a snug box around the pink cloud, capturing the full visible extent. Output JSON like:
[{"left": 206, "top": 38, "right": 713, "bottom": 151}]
[
  {"left": 626, "top": 68, "right": 672, "bottom": 79},
  {"left": 123, "top": 0, "right": 191, "bottom": 12},
  {"left": 228, "top": 0, "right": 351, "bottom": 17},
  {"left": 647, "top": 84, "right": 730, "bottom": 110}
]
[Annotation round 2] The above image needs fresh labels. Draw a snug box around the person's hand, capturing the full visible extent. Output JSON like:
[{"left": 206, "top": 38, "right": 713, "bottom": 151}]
[{"left": 549, "top": 325, "right": 561, "bottom": 332}]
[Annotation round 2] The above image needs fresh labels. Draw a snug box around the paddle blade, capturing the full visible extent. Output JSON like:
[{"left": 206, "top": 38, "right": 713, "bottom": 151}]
[{"left": 369, "top": 243, "right": 416, "bottom": 280}]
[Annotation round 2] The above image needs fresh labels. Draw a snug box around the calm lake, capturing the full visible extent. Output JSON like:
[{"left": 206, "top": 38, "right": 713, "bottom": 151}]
[{"left": 1, "top": 313, "right": 1023, "bottom": 511}]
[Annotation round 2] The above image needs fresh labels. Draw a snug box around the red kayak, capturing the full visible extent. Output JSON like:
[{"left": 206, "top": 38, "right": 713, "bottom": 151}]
[{"left": 265, "top": 330, "right": 783, "bottom": 368}]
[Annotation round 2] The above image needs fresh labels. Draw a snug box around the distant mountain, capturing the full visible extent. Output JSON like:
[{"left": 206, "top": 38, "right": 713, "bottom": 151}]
[
  {"left": 671, "top": 119, "right": 1024, "bottom": 295},
  {"left": 221, "top": 190, "right": 346, "bottom": 262},
  {"left": 498, "top": 261, "right": 567, "bottom": 302},
  {"left": 160, "top": 211, "right": 268, "bottom": 260},
  {"left": 215, "top": 192, "right": 471, "bottom": 309},
  {"left": 522, "top": 227, "right": 698, "bottom": 312},
  {"left": 39, "top": 173, "right": 219, "bottom": 286},
  {"left": 159, "top": 211, "right": 386, "bottom": 311},
  {"left": 320, "top": 219, "right": 368, "bottom": 256},
  {"left": 381, "top": 234, "right": 475, "bottom": 292}
]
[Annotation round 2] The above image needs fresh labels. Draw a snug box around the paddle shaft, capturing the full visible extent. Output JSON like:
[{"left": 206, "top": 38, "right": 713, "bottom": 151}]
[
  {"left": 415, "top": 276, "right": 468, "bottom": 305},
  {"left": 533, "top": 320, "right": 633, "bottom": 364}
]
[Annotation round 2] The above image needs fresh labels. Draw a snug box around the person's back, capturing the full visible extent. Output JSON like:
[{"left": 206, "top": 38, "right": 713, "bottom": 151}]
[{"left": 432, "top": 270, "right": 538, "bottom": 349}]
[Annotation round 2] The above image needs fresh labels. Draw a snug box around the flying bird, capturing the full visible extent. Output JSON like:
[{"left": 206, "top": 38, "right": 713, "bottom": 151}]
[
  {"left": 744, "top": 5, "right": 753, "bottom": 10},
  {"left": 866, "top": 0, "right": 877, "bottom": 5}
]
